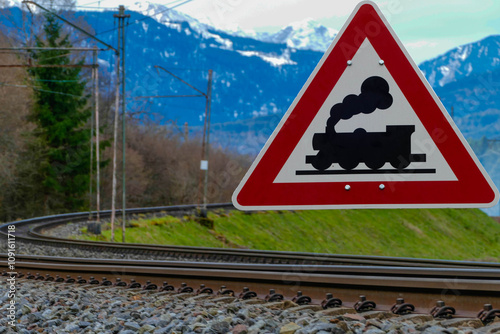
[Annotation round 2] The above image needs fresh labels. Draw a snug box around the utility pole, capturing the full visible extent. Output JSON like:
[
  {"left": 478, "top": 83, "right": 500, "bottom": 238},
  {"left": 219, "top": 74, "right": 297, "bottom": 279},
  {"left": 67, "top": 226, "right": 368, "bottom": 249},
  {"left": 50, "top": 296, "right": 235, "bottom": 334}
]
[
  {"left": 135, "top": 66, "right": 213, "bottom": 215},
  {"left": 89, "top": 48, "right": 102, "bottom": 223},
  {"left": 93, "top": 48, "right": 101, "bottom": 222},
  {"left": 89, "top": 51, "right": 95, "bottom": 220},
  {"left": 114, "top": 5, "right": 130, "bottom": 243},
  {"left": 201, "top": 69, "right": 213, "bottom": 215}
]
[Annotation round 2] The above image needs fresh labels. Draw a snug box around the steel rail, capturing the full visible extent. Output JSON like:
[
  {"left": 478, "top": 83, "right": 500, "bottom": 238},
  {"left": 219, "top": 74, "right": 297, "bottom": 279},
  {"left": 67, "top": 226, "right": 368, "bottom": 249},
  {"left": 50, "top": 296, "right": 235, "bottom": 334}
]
[
  {"left": 3, "top": 254, "right": 500, "bottom": 280},
  {"left": 2, "top": 256, "right": 499, "bottom": 318}
]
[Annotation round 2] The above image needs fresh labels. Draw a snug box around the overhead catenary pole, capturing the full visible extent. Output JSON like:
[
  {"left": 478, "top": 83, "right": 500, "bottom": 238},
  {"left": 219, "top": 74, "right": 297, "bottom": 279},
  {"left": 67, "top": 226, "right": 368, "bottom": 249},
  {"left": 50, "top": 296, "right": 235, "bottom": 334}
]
[
  {"left": 147, "top": 66, "right": 213, "bottom": 215},
  {"left": 202, "top": 69, "right": 213, "bottom": 213},
  {"left": 114, "top": 5, "right": 130, "bottom": 243},
  {"left": 94, "top": 48, "right": 101, "bottom": 222},
  {"left": 121, "top": 6, "right": 129, "bottom": 243},
  {"left": 89, "top": 52, "right": 95, "bottom": 220},
  {"left": 110, "top": 49, "right": 120, "bottom": 242}
]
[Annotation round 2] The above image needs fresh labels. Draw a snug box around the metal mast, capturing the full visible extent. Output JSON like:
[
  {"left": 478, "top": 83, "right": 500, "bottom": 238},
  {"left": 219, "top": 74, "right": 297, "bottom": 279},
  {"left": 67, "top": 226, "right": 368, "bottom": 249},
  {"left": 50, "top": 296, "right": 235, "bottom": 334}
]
[{"left": 114, "top": 5, "right": 130, "bottom": 242}]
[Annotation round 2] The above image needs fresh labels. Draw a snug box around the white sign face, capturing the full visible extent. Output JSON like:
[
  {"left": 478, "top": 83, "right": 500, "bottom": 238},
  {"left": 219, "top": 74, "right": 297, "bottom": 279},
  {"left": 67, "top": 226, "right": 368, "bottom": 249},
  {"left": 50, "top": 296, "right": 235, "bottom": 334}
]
[{"left": 275, "top": 39, "right": 456, "bottom": 184}]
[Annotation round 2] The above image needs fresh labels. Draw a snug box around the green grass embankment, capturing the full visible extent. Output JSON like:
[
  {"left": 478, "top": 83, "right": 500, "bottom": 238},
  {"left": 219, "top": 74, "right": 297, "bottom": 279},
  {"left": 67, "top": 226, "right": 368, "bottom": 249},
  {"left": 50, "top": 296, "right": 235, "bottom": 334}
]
[{"left": 76, "top": 208, "right": 500, "bottom": 261}]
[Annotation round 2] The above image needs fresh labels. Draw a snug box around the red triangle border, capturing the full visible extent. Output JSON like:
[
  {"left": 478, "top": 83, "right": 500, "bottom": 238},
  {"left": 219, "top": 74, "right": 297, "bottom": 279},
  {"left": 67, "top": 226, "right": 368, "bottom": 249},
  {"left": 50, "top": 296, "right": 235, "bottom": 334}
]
[{"left": 233, "top": 1, "right": 498, "bottom": 209}]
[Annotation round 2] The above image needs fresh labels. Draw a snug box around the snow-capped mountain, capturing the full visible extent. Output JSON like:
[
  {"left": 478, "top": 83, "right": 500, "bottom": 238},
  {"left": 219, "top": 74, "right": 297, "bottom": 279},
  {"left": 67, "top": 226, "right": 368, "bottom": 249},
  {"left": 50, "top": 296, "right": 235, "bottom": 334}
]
[
  {"left": 419, "top": 35, "right": 500, "bottom": 88},
  {"left": 0, "top": 0, "right": 17, "bottom": 7},
  {"left": 235, "top": 18, "right": 338, "bottom": 52},
  {"left": 127, "top": 2, "right": 223, "bottom": 43},
  {"left": 128, "top": 2, "right": 337, "bottom": 53},
  {"left": 418, "top": 35, "right": 500, "bottom": 121}
]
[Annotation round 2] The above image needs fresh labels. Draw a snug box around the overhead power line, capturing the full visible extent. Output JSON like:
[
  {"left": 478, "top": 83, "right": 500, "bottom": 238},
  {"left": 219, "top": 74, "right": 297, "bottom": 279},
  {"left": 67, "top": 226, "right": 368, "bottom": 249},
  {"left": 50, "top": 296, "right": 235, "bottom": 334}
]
[
  {"left": 32, "top": 78, "right": 81, "bottom": 82},
  {"left": 44, "top": 4, "right": 117, "bottom": 9},
  {"left": 0, "top": 82, "right": 83, "bottom": 97},
  {"left": 80, "top": 0, "right": 106, "bottom": 6},
  {"left": 75, "top": 0, "right": 193, "bottom": 41},
  {"left": 129, "top": 0, "right": 193, "bottom": 25}
]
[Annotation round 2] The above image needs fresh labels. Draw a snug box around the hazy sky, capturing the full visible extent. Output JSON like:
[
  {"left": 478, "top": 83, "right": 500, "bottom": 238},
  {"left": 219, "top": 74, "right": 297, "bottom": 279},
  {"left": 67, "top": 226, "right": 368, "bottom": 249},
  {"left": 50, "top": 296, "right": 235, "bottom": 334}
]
[{"left": 76, "top": 0, "right": 500, "bottom": 63}]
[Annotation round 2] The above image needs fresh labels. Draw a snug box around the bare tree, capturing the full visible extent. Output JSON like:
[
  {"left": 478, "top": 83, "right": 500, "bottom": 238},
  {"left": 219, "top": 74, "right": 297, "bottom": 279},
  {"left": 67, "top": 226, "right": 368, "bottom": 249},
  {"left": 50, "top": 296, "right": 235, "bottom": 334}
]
[{"left": 0, "top": 31, "right": 34, "bottom": 220}]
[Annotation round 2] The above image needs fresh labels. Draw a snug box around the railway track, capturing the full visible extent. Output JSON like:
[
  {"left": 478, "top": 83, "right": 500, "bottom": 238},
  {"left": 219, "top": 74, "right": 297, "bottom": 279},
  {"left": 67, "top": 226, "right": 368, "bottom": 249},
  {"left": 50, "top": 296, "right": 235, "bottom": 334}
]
[
  {"left": 2, "top": 255, "right": 500, "bottom": 328},
  {"left": 2, "top": 203, "right": 500, "bottom": 269},
  {"left": 1, "top": 204, "right": 500, "bottom": 332}
]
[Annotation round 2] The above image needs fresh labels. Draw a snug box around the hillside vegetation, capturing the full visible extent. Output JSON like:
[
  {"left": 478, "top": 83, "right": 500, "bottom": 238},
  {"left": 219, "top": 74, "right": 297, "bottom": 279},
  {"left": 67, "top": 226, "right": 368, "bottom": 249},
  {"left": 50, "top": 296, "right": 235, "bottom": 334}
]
[{"left": 79, "top": 208, "right": 500, "bottom": 261}]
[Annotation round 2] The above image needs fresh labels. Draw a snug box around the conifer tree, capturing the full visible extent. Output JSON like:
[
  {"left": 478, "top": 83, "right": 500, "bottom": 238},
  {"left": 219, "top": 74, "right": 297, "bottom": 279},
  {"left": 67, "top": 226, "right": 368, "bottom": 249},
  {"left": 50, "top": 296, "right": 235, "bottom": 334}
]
[{"left": 28, "top": 12, "right": 91, "bottom": 213}]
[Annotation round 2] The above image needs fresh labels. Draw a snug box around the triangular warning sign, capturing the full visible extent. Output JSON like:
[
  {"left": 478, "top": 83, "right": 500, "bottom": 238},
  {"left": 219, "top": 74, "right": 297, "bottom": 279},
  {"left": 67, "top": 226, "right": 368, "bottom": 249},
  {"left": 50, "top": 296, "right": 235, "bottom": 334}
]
[{"left": 232, "top": 1, "right": 499, "bottom": 210}]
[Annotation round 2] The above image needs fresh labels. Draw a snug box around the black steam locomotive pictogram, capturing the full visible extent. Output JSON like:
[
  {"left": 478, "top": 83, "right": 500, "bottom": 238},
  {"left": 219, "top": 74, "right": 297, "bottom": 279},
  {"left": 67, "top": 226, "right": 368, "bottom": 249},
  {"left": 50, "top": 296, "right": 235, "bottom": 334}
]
[{"left": 306, "top": 76, "right": 426, "bottom": 172}]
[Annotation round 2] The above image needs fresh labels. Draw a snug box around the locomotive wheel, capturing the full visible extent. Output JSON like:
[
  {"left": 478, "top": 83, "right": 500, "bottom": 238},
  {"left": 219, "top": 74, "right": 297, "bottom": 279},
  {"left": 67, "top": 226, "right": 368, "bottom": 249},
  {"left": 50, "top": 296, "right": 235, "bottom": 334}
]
[
  {"left": 338, "top": 157, "right": 359, "bottom": 170},
  {"left": 366, "top": 157, "right": 385, "bottom": 170},
  {"left": 390, "top": 156, "right": 410, "bottom": 170},
  {"left": 311, "top": 151, "right": 332, "bottom": 171}
]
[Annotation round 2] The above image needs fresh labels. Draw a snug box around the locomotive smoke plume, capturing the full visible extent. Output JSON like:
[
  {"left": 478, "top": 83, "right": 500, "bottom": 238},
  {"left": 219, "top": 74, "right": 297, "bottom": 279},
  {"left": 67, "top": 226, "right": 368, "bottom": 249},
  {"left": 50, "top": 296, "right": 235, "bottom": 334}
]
[{"left": 326, "top": 76, "right": 393, "bottom": 134}]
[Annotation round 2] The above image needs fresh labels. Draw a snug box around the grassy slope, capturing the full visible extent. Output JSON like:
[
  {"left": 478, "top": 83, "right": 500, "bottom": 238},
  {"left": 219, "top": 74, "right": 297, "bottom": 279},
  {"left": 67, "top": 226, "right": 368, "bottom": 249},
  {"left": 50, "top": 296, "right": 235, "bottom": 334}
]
[{"left": 78, "top": 209, "right": 500, "bottom": 261}]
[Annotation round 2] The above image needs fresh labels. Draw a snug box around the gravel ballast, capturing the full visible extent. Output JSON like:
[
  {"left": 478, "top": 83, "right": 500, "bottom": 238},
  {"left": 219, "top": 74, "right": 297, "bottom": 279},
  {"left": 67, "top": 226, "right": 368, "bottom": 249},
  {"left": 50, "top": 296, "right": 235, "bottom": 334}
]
[{"left": 1, "top": 279, "right": 499, "bottom": 334}]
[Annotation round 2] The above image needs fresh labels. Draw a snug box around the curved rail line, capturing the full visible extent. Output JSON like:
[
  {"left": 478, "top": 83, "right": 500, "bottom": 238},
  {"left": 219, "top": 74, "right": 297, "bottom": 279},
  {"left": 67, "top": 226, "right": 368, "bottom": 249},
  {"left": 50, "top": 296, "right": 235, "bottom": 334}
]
[
  {"left": 1, "top": 205, "right": 500, "bottom": 323},
  {"left": 1, "top": 203, "right": 500, "bottom": 269}
]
